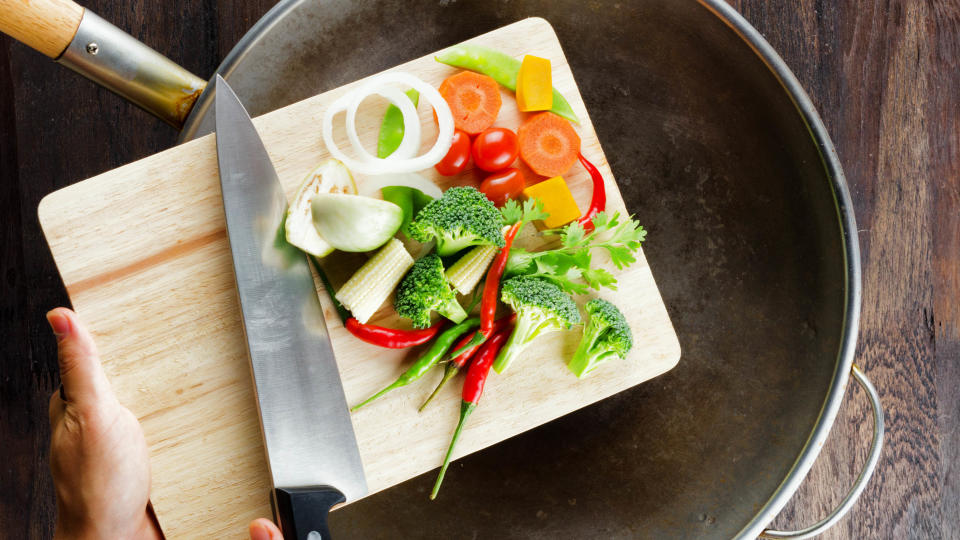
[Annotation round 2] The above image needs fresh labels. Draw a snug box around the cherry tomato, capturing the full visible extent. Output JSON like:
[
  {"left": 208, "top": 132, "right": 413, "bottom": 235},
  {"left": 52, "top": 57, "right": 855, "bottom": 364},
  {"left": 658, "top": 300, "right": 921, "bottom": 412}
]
[
  {"left": 480, "top": 168, "right": 526, "bottom": 206},
  {"left": 472, "top": 127, "right": 519, "bottom": 172},
  {"left": 435, "top": 129, "right": 471, "bottom": 176}
]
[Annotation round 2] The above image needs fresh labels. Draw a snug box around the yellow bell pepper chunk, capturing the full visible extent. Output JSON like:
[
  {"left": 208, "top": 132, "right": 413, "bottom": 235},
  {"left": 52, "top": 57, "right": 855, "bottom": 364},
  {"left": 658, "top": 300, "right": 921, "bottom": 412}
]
[
  {"left": 523, "top": 176, "right": 581, "bottom": 229},
  {"left": 516, "top": 55, "right": 553, "bottom": 112}
]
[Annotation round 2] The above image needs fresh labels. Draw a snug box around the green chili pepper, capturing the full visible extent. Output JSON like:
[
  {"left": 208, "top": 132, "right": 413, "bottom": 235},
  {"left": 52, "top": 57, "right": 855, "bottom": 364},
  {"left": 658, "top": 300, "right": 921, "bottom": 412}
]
[
  {"left": 446, "top": 330, "right": 486, "bottom": 360},
  {"left": 351, "top": 317, "right": 481, "bottom": 411},
  {"left": 435, "top": 43, "right": 580, "bottom": 124}
]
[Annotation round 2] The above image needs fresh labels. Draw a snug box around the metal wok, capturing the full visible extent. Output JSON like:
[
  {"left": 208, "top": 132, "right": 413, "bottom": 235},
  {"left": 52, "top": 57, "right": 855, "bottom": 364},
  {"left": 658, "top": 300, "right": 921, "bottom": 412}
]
[{"left": 0, "top": 0, "right": 883, "bottom": 538}]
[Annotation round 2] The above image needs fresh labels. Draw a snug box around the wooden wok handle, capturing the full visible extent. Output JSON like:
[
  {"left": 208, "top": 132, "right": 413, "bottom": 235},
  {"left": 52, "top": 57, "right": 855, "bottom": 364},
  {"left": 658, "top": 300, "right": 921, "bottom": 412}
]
[{"left": 0, "top": 0, "right": 85, "bottom": 58}]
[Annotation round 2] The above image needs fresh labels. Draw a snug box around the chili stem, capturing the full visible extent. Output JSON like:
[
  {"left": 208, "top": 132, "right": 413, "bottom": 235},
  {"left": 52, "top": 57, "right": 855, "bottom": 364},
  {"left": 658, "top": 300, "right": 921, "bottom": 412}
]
[
  {"left": 351, "top": 380, "right": 404, "bottom": 412},
  {"left": 309, "top": 255, "right": 350, "bottom": 325},
  {"left": 419, "top": 362, "right": 461, "bottom": 412},
  {"left": 430, "top": 401, "right": 475, "bottom": 500}
]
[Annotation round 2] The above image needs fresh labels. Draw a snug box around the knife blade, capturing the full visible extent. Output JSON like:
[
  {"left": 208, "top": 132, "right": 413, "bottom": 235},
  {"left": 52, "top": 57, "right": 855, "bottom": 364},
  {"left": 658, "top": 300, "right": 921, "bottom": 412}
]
[{"left": 213, "top": 75, "right": 367, "bottom": 540}]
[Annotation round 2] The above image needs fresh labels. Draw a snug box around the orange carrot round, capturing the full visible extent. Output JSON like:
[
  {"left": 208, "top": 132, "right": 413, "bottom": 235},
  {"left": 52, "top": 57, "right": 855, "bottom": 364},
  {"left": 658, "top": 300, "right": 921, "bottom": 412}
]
[
  {"left": 438, "top": 71, "right": 502, "bottom": 134},
  {"left": 517, "top": 112, "right": 581, "bottom": 177}
]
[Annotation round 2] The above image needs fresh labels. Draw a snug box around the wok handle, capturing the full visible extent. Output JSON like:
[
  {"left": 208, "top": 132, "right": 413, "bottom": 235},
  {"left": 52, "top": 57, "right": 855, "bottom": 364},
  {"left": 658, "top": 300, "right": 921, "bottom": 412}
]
[
  {"left": 760, "top": 365, "right": 884, "bottom": 539},
  {"left": 0, "top": 1, "right": 206, "bottom": 128},
  {"left": 0, "top": 0, "right": 84, "bottom": 58}
]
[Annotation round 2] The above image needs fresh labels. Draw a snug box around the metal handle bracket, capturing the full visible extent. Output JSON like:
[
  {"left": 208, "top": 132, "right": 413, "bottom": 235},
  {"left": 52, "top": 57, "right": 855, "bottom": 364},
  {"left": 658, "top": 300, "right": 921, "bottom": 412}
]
[{"left": 57, "top": 10, "right": 206, "bottom": 127}]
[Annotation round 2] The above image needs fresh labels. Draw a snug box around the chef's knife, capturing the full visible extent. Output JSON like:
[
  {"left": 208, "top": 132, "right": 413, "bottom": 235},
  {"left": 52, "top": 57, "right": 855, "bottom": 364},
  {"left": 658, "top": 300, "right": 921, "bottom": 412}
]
[{"left": 214, "top": 75, "right": 367, "bottom": 540}]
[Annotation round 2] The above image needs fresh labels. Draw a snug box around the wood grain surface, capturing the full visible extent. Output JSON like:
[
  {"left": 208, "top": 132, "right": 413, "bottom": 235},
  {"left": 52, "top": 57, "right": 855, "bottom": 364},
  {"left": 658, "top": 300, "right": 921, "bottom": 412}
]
[
  {"left": 34, "top": 18, "right": 680, "bottom": 538},
  {"left": 1, "top": 1, "right": 958, "bottom": 539}
]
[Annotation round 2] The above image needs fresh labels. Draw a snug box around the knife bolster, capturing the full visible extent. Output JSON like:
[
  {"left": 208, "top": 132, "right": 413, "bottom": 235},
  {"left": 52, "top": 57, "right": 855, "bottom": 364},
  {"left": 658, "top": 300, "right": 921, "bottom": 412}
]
[{"left": 274, "top": 486, "right": 346, "bottom": 540}]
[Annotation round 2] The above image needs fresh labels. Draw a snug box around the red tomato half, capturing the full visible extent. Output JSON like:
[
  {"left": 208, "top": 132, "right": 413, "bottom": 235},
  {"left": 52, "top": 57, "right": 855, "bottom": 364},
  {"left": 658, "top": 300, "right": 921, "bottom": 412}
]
[
  {"left": 472, "top": 127, "right": 519, "bottom": 172},
  {"left": 480, "top": 168, "right": 526, "bottom": 207},
  {"left": 435, "top": 129, "right": 471, "bottom": 176}
]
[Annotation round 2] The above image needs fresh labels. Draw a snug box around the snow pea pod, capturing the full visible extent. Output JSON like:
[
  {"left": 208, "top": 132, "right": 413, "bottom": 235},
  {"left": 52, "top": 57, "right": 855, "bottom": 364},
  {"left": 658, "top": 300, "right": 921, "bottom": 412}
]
[
  {"left": 377, "top": 90, "right": 434, "bottom": 235},
  {"left": 435, "top": 43, "right": 580, "bottom": 124},
  {"left": 378, "top": 89, "right": 419, "bottom": 158}
]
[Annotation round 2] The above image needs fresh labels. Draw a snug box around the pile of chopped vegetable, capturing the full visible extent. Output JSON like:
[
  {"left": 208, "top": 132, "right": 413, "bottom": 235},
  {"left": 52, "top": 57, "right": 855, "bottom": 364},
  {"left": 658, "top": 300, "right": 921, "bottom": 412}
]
[{"left": 284, "top": 44, "right": 648, "bottom": 499}]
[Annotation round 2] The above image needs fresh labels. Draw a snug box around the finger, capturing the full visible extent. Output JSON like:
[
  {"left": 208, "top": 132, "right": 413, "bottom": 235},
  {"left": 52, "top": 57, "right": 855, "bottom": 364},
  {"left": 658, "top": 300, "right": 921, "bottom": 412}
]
[
  {"left": 48, "top": 390, "right": 65, "bottom": 424},
  {"left": 47, "top": 308, "right": 113, "bottom": 408},
  {"left": 249, "top": 518, "right": 284, "bottom": 540}
]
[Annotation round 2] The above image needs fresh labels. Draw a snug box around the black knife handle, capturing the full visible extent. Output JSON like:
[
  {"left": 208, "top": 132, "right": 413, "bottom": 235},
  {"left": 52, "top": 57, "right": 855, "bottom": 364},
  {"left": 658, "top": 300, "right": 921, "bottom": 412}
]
[{"left": 274, "top": 486, "right": 345, "bottom": 540}]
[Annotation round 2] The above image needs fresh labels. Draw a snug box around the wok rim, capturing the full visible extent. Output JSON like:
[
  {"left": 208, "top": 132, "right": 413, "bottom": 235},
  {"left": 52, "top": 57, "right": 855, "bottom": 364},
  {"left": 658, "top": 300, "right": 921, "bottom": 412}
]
[
  {"left": 692, "top": 2, "right": 861, "bottom": 537},
  {"left": 181, "top": 0, "right": 863, "bottom": 536}
]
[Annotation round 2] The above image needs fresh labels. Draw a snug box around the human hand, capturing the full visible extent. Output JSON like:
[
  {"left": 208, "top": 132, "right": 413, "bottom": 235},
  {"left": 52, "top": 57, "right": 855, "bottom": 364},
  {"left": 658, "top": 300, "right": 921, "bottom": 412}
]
[
  {"left": 47, "top": 308, "right": 162, "bottom": 540},
  {"left": 47, "top": 307, "right": 286, "bottom": 539},
  {"left": 249, "top": 518, "right": 284, "bottom": 540}
]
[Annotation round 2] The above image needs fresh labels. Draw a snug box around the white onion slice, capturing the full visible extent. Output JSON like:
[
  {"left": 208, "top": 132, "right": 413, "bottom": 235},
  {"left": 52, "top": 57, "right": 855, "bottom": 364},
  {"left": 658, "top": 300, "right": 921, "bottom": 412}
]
[
  {"left": 322, "top": 71, "right": 454, "bottom": 175},
  {"left": 359, "top": 172, "right": 443, "bottom": 199}
]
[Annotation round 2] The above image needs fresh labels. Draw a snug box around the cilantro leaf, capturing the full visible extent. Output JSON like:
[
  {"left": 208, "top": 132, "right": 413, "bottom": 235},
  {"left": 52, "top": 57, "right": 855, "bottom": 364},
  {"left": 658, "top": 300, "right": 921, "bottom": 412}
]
[
  {"left": 501, "top": 209, "right": 647, "bottom": 295},
  {"left": 561, "top": 220, "right": 586, "bottom": 249},
  {"left": 582, "top": 267, "right": 618, "bottom": 290},
  {"left": 500, "top": 199, "right": 523, "bottom": 225},
  {"left": 501, "top": 198, "right": 548, "bottom": 226}
]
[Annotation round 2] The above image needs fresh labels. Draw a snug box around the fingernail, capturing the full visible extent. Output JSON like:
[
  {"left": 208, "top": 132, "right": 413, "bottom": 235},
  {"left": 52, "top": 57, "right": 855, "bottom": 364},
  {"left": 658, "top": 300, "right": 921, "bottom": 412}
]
[
  {"left": 47, "top": 310, "right": 71, "bottom": 341},
  {"left": 249, "top": 522, "right": 271, "bottom": 540}
]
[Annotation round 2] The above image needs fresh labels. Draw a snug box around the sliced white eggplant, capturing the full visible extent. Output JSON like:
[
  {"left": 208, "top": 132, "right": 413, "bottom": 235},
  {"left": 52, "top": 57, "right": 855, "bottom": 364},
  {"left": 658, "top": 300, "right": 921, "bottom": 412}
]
[{"left": 284, "top": 159, "right": 356, "bottom": 257}]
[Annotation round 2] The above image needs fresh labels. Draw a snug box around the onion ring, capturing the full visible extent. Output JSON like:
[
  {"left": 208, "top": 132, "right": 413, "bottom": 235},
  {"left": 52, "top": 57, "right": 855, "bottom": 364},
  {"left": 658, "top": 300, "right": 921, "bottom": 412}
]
[
  {"left": 359, "top": 172, "right": 444, "bottom": 199},
  {"left": 322, "top": 71, "right": 454, "bottom": 175}
]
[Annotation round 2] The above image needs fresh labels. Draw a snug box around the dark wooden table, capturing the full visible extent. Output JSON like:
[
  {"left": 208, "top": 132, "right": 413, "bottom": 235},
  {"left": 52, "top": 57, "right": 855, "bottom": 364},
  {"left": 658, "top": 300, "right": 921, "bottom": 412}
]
[{"left": 1, "top": 1, "right": 957, "bottom": 538}]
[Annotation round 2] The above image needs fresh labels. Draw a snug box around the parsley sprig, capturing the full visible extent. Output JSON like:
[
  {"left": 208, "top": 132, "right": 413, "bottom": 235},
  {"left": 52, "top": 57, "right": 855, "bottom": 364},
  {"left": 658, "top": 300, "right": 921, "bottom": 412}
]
[{"left": 504, "top": 211, "right": 647, "bottom": 294}]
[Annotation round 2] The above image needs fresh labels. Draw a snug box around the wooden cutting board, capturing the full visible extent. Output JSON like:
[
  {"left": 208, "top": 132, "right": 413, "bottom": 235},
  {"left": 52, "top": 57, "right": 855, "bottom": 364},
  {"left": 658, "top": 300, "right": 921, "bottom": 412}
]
[{"left": 38, "top": 18, "right": 680, "bottom": 539}]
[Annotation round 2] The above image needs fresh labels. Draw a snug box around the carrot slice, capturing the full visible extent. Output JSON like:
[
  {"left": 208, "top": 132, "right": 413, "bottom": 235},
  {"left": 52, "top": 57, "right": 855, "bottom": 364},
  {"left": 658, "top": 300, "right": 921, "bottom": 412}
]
[
  {"left": 517, "top": 112, "right": 581, "bottom": 177},
  {"left": 438, "top": 71, "right": 502, "bottom": 134}
]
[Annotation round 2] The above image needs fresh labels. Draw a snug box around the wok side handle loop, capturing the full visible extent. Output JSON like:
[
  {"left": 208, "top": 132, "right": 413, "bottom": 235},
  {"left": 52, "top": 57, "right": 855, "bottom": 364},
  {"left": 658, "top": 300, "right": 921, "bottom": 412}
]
[{"left": 760, "top": 365, "right": 884, "bottom": 539}]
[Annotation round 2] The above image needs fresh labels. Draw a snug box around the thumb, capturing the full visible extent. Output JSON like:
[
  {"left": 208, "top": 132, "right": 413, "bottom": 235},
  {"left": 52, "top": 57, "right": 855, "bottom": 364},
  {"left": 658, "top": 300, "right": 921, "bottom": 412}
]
[
  {"left": 47, "top": 307, "right": 113, "bottom": 408},
  {"left": 249, "top": 518, "right": 284, "bottom": 540}
]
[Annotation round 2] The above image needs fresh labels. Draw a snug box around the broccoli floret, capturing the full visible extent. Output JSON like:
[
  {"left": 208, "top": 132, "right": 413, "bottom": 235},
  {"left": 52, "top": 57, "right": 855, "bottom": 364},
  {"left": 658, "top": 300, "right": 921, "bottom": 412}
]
[
  {"left": 567, "top": 299, "right": 633, "bottom": 378},
  {"left": 493, "top": 276, "right": 581, "bottom": 373},
  {"left": 408, "top": 186, "right": 505, "bottom": 256},
  {"left": 394, "top": 253, "right": 467, "bottom": 328}
]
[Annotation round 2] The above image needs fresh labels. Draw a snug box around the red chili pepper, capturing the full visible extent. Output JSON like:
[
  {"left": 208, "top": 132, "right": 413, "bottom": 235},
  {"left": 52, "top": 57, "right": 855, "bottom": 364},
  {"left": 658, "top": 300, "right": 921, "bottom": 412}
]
[
  {"left": 480, "top": 223, "right": 522, "bottom": 335},
  {"left": 430, "top": 324, "right": 513, "bottom": 499},
  {"left": 576, "top": 153, "right": 607, "bottom": 232},
  {"left": 418, "top": 313, "right": 516, "bottom": 412},
  {"left": 460, "top": 325, "right": 510, "bottom": 404},
  {"left": 344, "top": 317, "right": 443, "bottom": 348}
]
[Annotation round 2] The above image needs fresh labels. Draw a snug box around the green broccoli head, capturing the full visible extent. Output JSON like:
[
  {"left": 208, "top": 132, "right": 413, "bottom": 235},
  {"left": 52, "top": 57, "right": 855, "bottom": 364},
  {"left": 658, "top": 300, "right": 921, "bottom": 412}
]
[
  {"left": 567, "top": 298, "right": 633, "bottom": 378},
  {"left": 394, "top": 253, "right": 467, "bottom": 328},
  {"left": 493, "top": 276, "right": 581, "bottom": 373},
  {"left": 407, "top": 186, "right": 505, "bottom": 256}
]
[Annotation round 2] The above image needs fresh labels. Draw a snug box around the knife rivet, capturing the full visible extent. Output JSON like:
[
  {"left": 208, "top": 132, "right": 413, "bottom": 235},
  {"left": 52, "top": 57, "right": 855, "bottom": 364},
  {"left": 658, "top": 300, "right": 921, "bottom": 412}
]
[{"left": 86, "top": 42, "right": 99, "bottom": 55}]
